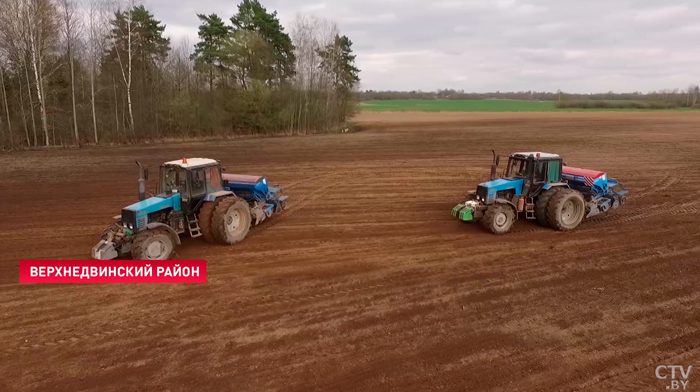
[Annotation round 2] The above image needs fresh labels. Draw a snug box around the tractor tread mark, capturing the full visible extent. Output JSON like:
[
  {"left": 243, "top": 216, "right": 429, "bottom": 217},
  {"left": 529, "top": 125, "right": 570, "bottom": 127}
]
[
  {"left": 198, "top": 201, "right": 219, "bottom": 244},
  {"left": 632, "top": 173, "right": 679, "bottom": 200},
  {"left": 547, "top": 188, "right": 586, "bottom": 231},
  {"left": 8, "top": 234, "right": 700, "bottom": 356},
  {"left": 1, "top": 282, "right": 394, "bottom": 355},
  {"left": 508, "top": 202, "right": 700, "bottom": 237},
  {"left": 248, "top": 180, "right": 342, "bottom": 237},
  {"left": 130, "top": 227, "right": 174, "bottom": 260},
  {"left": 535, "top": 187, "right": 561, "bottom": 227},
  {"left": 211, "top": 196, "right": 251, "bottom": 245}
]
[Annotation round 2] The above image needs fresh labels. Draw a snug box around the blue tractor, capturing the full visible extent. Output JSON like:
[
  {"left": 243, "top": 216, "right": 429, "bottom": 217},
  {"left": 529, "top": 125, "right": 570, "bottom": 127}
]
[
  {"left": 452, "top": 151, "right": 628, "bottom": 234},
  {"left": 92, "top": 158, "right": 288, "bottom": 260}
]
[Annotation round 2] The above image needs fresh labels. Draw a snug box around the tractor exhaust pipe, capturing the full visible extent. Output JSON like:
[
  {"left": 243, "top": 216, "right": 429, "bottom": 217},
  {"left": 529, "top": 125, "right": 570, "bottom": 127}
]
[
  {"left": 136, "top": 161, "right": 148, "bottom": 201},
  {"left": 490, "top": 150, "right": 499, "bottom": 181}
]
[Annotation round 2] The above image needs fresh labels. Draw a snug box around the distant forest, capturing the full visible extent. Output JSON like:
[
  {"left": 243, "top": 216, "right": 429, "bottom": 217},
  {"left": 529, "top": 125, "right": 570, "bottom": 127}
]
[
  {"left": 359, "top": 87, "right": 700, "bottom": 109},
  {"left": 0, "top": 0, "right": 360, "bottom": 150}
]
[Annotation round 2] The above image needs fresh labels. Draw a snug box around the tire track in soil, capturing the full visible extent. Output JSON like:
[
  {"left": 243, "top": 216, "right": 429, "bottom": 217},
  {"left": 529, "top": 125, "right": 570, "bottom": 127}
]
[
  {"left": 283, "top": 170, "right": 354, "bottom": 191},
  {"left": 6, "top": 183, "right": 697, "bottom": 353},
  {"left": 0, "top": 253, "right": 545, "bottom": 353},
  {"left": 0, "top": 281, "right": 394, "bottom": 355},
  {"left": 233, "top": 169, "right": 355, "bottom": 242},
  {"left": 245, "top": 179, "right": 344, "bottom": 239},
  {"left": 572, "top": 340, "right": 700, "bottom": 392},
  {"left": 628, "top": 172, "right": 673, "bottom": 200},
  {"left": 578, "top": 182, "right": 700, "bottom": 228},
  {"left": 505, "top": 198, "right": 700, "bottom": 237},
  {"left": 5, "top": 114, "right": 700, "bottom": 391},
  {"left": 242, "top": 247, "right": 700, "bottom": 392},
  {"left": 7, "top": 235, "right": 697, "bottom": 356},
  {"left": 215, "top": 192, "right": 698, "bottom": 280},
  {"left": 242, "top": 167, "right": 467, "bottom": 240}
]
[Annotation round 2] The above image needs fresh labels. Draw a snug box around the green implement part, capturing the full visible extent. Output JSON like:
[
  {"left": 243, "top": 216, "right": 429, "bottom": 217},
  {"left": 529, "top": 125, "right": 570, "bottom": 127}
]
[{"left": 452, "top": 203, "right": 475, "bottom": 221}]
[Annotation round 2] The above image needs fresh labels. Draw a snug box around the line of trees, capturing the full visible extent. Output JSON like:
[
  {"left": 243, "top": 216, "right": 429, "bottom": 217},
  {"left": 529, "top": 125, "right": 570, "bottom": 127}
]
[
  {"left": 359, "top": 87, "right": 700, "bottom": 108},
  {"left": 0, "top": 0, "right": 361, "bottom": 149},
  {"left": 555, "top": 100, "right": 681, "bottom": 110}
]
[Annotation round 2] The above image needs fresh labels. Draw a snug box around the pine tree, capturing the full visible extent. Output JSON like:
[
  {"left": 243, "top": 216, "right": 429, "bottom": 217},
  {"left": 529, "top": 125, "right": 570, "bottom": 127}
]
[
  {"left": 223, "top": 30, "right": 273, "bottom": 90},
  {"left": 105, "top": 4, "right": 170, "bottom": 133},
  {"left": 192, "top": 13, "right": 230, "bottom": 90},
  {"left": 230, "top": 0, "right": 295, "bottom": 85},
  {"left": 319, "top": 35, "right": 360, "bottom": 94},
  {"left": 318, "top": 34, "right": 360, "bottom": 122}
]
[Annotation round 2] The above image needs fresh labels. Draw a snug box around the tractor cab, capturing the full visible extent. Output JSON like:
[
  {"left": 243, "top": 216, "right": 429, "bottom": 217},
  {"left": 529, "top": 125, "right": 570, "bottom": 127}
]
[
  {"left": 474, "top": 151, "right": 564, "bottom": 205},
  {"left": 504, "top": 152, "right": 562, "bottom": 185},
  {"left": 158, "top": 158, "right": 224, "bottom": 213}
]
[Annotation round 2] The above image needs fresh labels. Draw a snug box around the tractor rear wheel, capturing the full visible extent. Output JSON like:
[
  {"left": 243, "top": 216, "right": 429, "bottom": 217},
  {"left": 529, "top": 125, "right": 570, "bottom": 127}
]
[
  {"left": 481, "top": 204, "right": 515, "bottom": 234},
  {"left": 198, "top": 200, "right": 219, "bottom": 244},
  {"left": 212, "top": 197, "right": 252, "bottom": 245},
  {"left": 547, "top": 189, "right": 586, "bottom": 231},
  {"left": 131, "top": 228, "right": 175, "bottom": 260},
  {"left": 535, "top": 188, "right": 560, "bottom": 227}
]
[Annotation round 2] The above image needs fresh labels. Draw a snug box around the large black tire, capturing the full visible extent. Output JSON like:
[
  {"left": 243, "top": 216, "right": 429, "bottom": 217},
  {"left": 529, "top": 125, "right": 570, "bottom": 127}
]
[
  {"left": 198, "top": 201, "right": 219, "bottom": 244},
  {"left": 131, "top": 228, "right": 176, "bottom": 260},
  {"left": 535, "top": 188, "right": 561, "bottom": 227},
  {"left": 481, "top": 204, "right": 515, "bottom": 234},
  {"left": 547, "top": 189, "right": 586, "bottom": 231},
  {"left": 212, "top": 197, "right": 252, "bottom": 245}
]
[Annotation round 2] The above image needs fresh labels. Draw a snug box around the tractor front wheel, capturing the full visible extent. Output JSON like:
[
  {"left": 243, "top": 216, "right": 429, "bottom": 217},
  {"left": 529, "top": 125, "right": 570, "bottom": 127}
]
[
  {"left": 212, "top": 197, "right": 252, "bottom": 245},
  {"left": 535, "top": 188, "right": 560, "bottom": 227},
  {"left": 131, "top": 228, "right": 175, "bottom": 260},
  {"left": 547, "top": 189, "right": 586, "bottom": 231},
  {"left": 198, "top": 200, "right": 219, "bottom": 244},
  {"left": 481, "top": 204, "right": 515, "bottom": 234}
]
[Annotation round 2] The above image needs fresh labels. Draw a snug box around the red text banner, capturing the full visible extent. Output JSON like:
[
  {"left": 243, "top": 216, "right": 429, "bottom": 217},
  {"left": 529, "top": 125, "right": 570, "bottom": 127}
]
[{"left": 20, "top": 260, "right": 207, "bottom": 283}]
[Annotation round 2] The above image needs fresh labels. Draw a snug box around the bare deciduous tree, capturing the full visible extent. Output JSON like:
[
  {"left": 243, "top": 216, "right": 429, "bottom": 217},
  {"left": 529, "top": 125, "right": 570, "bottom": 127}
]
[
  {"left": 26, "top": 0, "right": 58, "bottom": 146},
  {"left": 290, "top": 14, "right": 338, "bottom": 133},
  {"left": 0, "top": 0, "right": 37, "bottom": 146},
  {"left": 58, "top": 0, "right": 81, "bottom": 145},
  {"left": 688, "top": 84, "right": 699, "bottom": 107},
  {"left": 86, "top": 0, "right": 109, "bottom": 143},
  {"left": 112, "top": 0, "right": 136, "bottom": 133},
  {"left": 0, "top": 62, "right": 13, "bottom": 147}
]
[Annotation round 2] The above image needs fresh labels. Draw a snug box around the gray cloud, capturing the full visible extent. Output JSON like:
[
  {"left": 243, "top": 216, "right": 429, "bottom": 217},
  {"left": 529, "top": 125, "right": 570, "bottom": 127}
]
[{"left": 145, "top": 0, "right": 700, "bottom": 92}]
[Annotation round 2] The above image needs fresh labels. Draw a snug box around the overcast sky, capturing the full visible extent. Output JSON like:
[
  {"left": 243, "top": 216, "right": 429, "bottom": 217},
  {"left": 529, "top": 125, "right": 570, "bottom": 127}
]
[{"left": 145, "top": 0, "right": 700, "bottom": 93}]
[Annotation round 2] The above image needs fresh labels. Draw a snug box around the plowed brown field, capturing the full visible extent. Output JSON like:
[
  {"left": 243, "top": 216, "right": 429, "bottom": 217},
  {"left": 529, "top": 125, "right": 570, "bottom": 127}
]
[{"left": 2, "top": 112, "right": 700, "bottom": 391}]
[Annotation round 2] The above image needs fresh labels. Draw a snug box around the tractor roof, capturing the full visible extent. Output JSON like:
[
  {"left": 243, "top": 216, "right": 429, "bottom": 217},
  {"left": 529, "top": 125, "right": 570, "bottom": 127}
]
[
  {"left": 512, "top": 152, "right": 560, "bottom": 159},
  {"left": 163, "top": 158, "right": 219, "bottom": 168}
]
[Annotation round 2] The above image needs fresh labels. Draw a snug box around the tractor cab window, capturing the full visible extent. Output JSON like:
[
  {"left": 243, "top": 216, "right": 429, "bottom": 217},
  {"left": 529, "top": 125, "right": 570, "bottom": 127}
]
[
  {"left": 547, "top": 160, "right": 562, "bottom": 182},
  {"left": 205, "top": 166, "right": 223, "bottom": 191},
  {"left": 161, "top": 166, "right": 187, "bottom": 195},
  {"left": 190, "top": 169, "right": 207, "bottom": 197},
  {"left": 506, "top": 158, "right": 528, "bottom": 178},
  {"left": 534, "top": 161, "right": 547, "bottom": 183}
]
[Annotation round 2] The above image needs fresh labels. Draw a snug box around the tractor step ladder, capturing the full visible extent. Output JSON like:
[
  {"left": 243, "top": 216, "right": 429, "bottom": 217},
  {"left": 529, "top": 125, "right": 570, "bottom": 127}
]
[
  {"left": 525, "top": 198, "right": 536, "bottom": 219},
  {"left": 187, "top": 214, "right": 202, "bottom": 238}
]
